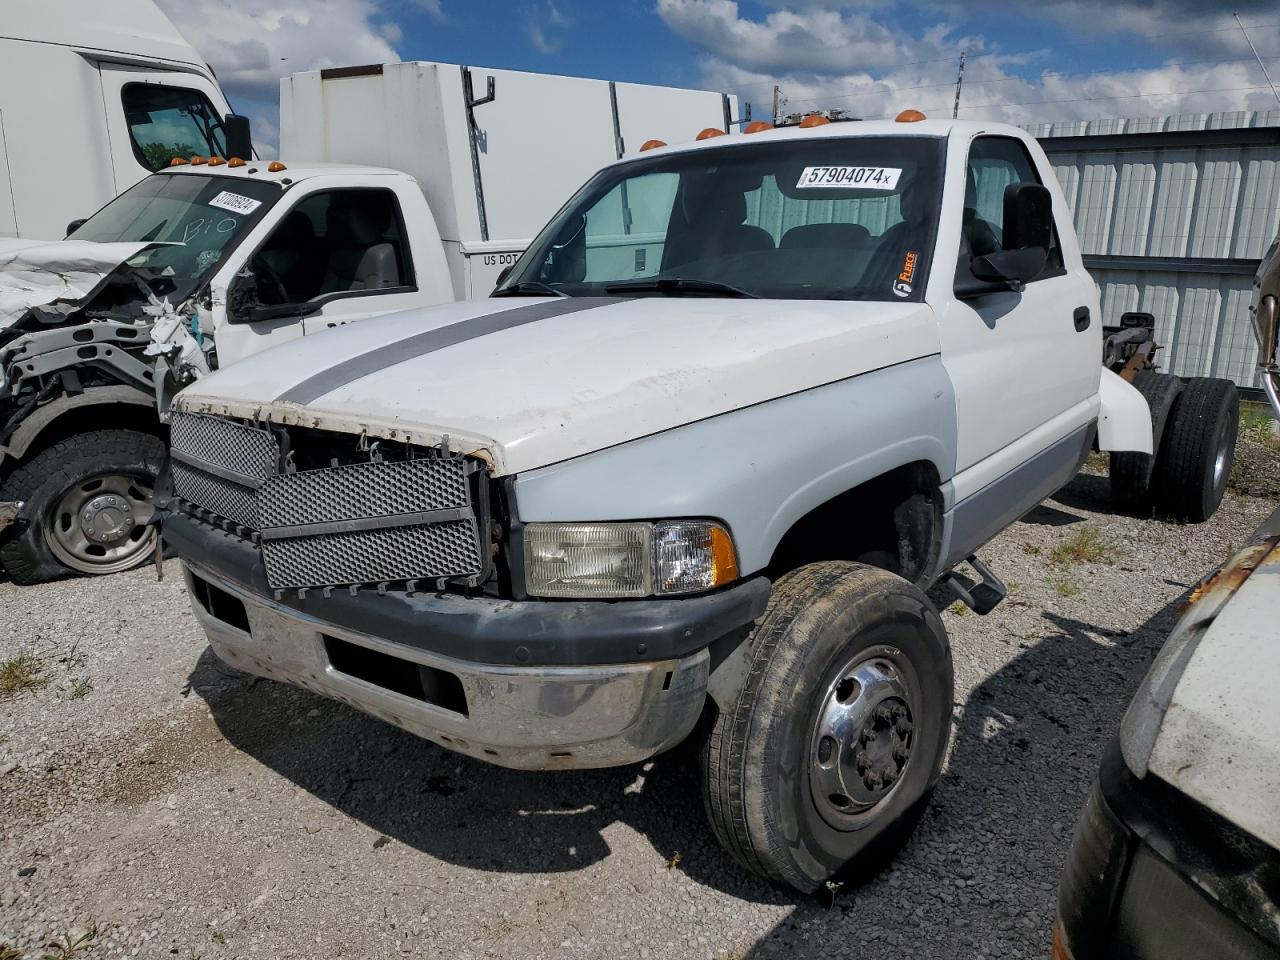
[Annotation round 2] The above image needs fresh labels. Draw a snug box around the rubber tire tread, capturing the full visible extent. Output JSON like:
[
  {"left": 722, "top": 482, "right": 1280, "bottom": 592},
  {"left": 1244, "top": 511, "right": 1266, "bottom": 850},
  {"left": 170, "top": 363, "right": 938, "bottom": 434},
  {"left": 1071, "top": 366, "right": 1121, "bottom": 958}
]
[
  {"left": 701, "top": 561, "right": 951, "bottom": 893},
  {"left": 1109, "top": 370, "right": 1182, "bottom": 515},
  {"left": 1153, "top": 377, "right": 1238, "bottom": 522},
  {"left": 0, "top": 429, "right": 165, "bottom": 584}
]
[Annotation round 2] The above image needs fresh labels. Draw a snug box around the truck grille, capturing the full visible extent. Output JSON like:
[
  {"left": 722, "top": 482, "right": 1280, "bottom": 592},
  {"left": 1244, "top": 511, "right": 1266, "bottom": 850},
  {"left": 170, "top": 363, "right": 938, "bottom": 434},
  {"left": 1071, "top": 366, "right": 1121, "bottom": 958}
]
[
  {"left": 169, "top": 413, "right": 278, "bottom": 529},
  {"left": 257, "top": 458, "right": 483, "bottom": 589},
  {"left": 168, "top": 412, "right": 486, "bottom": 591}
]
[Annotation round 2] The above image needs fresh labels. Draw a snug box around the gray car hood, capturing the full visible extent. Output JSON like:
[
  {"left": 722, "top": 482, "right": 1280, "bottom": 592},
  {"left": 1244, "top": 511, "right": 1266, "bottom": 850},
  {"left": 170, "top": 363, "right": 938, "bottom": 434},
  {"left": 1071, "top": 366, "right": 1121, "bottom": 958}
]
[{"left": 0, "top": 239, "right": 155, "bottom": 328}]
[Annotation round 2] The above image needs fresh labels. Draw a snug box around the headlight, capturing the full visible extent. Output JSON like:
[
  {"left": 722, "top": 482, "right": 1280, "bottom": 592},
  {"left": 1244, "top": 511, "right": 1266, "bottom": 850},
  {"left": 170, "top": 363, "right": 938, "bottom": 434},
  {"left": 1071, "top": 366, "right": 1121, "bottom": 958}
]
[{"left": 523, "top": 520, "right": 738, "bottom": 599}]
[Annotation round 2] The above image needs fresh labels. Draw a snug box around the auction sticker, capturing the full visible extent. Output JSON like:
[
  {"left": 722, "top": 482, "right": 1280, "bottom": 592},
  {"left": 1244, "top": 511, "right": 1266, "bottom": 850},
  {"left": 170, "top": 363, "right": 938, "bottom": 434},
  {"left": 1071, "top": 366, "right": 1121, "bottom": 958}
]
[
  {"left": 795, "top": 166, "right": 901, "bottom": 189},
  {"left": 207, "top": 191, "right": 263, "bottom": 215}
]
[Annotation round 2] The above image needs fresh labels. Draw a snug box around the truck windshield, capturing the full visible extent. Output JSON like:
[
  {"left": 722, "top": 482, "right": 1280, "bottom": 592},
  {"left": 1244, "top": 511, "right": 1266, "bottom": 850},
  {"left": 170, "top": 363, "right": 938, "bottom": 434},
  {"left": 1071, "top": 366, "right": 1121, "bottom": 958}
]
[
  {"left": 70, "top": 174, "right": 280, "bottom": 303},
  {"left": 498, "top": 135, "right": 945, "bottom": 302}
]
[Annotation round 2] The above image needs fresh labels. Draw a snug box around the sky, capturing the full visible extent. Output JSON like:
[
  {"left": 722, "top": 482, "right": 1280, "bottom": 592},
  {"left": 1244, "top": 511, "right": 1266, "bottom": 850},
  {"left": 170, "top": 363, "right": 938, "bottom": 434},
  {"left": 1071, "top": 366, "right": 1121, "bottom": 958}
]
[{"left": 155, "top": 0, "right": 1280, "bottom": 155}]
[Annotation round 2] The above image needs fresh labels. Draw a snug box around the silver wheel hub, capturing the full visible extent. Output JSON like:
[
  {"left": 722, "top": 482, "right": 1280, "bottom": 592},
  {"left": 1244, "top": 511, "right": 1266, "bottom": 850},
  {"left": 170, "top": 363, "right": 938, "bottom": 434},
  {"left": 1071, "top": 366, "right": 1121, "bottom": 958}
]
[
  {"left": 45, "top": 473, "right": 156, "bottom": 575},
  {"left": 810, "top": 650, "right": 917, "bottom": 831},
  {"left": 80, "top": 494, "right": 134, "bottom": 543}
]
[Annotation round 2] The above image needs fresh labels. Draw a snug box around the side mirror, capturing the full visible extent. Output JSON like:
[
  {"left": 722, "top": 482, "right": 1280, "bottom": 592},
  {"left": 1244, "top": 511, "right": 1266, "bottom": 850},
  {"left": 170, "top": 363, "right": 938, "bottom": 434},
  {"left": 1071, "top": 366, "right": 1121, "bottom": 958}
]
[
  {"left": 1002, "top": 183, "right": 1052, "bottom": 252},
  {"left": 955, "top": 248, "right": 1048, "bottom": 299},
  {"left": 223, "top": 114, "right": 253, "bottom": 161},
  {"left": 65, "top": 218, "right": 86, "bottom": 237}
]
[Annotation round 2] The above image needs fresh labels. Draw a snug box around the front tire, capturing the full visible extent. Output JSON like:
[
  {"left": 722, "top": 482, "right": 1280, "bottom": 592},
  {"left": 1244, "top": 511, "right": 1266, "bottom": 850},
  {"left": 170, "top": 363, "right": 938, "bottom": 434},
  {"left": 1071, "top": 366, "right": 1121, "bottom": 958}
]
[
  {"left": 0, "top": 430, "right": 165, "bottom": 584},
  {"left": 701, "top": 562, "right": 953, "bottom": 893}
]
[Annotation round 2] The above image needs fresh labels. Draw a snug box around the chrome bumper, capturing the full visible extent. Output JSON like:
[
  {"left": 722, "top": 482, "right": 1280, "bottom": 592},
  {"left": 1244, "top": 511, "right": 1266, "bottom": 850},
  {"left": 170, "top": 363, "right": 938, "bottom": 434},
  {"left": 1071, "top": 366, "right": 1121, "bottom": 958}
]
[{"left": 183, "top": 562, "right": 709, "bottom": 770}]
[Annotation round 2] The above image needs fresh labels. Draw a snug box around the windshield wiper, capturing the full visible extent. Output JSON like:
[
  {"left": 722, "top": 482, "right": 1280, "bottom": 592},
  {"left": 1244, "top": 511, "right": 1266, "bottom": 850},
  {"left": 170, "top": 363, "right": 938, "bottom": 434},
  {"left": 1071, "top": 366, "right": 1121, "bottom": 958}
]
[
  {"left": 604, "top": 277, "right": 759, "bottom": 298},
  {"left": 492, "top": 281, "right": 566, "bottom": 298}
]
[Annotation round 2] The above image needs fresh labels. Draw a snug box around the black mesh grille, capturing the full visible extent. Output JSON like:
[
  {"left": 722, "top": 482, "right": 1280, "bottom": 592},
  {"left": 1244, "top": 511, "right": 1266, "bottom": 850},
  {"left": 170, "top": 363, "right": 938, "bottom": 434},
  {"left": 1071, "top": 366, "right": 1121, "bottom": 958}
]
[
  {"left": 261, "top": 520, "right": 482, "bottom": 589},
  {"left": 170, "top": 412, "right": 278, "bottom": 482},
  {"left": 258, "top": 458, "right": 469, "bottom": 528},
  {"left": 171, "top": 462, "right": 259, "bottom": 529}
]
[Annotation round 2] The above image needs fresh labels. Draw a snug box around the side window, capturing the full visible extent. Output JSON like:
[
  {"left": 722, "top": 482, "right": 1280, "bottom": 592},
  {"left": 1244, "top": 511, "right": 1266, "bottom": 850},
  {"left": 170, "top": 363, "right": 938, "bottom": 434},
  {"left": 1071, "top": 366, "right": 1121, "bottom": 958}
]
[
  {"left": 251, "top": 189, "right": 412, "bottom": 306},
  {"left": 965, "top": 137, "right": 1064, "bottom": 278},
  {"left": 122, "top": 84, "right": 227, "bottom": 171}
]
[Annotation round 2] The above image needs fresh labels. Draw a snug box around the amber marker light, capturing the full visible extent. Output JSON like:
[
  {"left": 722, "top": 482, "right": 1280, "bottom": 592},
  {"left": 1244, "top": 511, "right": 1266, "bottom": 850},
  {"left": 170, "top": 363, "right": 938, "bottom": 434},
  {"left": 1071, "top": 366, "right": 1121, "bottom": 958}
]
[
  {"left": 798, "top": 114, "right": 830, "bottom": 128},
  {"left": 744, "top": 120, "right": 774, "bottom": 134},
  {"left": 896, "top": 109, "right": 927, "bottom": 122},
  {"left": 696, "top": 127, "right": 726, "bottom": 140},
  {"left": 267, "top": 161, "right": 288, "bottom": 172},
  {"left": 639, "top": 139, "right": 667, "bottom": 151}
]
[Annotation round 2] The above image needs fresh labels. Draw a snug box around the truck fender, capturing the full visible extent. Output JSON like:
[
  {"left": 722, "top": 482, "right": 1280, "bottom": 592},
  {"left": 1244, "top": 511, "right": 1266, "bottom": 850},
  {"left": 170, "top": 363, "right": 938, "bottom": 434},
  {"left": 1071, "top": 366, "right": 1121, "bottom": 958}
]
[
  {"left": 1, "top": 385, "right": 155, "bottom": 461},
  {"left": 1097, "top": 367, "right": 1154, "bottom": 455}
]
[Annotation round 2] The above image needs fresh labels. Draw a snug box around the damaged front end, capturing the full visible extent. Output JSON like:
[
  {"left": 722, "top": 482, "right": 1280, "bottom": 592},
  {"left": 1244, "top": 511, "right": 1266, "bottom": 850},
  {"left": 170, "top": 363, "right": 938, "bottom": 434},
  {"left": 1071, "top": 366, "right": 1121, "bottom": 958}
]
[{"left": 0, "top": 242, "right": 214, "bottom": 465}]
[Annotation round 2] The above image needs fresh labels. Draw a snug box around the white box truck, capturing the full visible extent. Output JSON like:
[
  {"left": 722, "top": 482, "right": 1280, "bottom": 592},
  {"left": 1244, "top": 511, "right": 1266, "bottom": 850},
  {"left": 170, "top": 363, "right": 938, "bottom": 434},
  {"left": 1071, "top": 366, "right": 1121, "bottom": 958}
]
[
  {"left": 0, "top": 61, "right": 735, "bottom": 582},
  {"left": 0, "top": 0, "right": 250, "bottom": 241}
]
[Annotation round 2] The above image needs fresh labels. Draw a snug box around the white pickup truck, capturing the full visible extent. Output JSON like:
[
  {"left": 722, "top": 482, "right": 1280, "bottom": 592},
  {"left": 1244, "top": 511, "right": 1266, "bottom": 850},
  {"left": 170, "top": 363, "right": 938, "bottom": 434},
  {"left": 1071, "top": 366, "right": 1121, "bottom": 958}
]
[
  {"left": 161, "top": 114, "right": 1239, "bottom": 893},
  {"left": 0, "top": 61, "right": 732, "bottom": 582}
]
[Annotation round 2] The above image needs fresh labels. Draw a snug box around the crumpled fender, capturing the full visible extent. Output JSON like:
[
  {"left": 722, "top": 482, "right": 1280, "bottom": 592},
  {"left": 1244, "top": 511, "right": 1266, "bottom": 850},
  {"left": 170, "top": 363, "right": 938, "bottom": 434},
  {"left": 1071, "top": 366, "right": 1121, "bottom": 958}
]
[{"left": 1097, "top": 367, "right": 1153, "bottom": 454}]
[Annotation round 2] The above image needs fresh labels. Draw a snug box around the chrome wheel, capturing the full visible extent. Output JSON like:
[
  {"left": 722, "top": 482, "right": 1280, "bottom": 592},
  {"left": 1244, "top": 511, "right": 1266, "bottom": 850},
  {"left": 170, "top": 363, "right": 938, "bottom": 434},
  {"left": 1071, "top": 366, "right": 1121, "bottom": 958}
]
[
  {"left": 45, "top": 473, "right": 156, "bottom": 575},
  {"left": 809, "top": 644, "right": 921, "bottom": 831}
]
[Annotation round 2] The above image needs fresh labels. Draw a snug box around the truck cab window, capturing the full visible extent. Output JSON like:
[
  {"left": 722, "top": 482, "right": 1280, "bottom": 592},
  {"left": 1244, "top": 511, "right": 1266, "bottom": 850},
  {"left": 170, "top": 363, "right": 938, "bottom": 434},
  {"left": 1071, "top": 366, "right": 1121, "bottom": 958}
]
[
  {"left": 964, "top": 137, "right": 1065, "bottom": 278},
  {"left": 122, "top": 84, "right": 228, "bottom": 172},
  {"left": 249, "top": 189, "right": 412, "bottom": 306}
]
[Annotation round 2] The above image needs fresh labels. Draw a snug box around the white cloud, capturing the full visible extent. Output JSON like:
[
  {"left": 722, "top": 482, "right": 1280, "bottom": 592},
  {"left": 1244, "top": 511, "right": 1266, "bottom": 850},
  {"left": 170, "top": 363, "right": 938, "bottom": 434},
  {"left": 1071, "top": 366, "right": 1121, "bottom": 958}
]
[
  {"left": 525, "top": 0, "right": 571, "bottom": 55},
  {"left": 156, "top": 0, "right": 403, "bottom": 103},
  {"left": 659, "top": 0, "right": 1280, "bottom": 125}
]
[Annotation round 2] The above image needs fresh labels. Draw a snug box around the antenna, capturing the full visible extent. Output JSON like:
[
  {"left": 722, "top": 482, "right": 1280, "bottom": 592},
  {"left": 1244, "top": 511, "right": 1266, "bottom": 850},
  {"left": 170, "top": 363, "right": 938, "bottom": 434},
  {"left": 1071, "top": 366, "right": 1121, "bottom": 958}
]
[
  {"left": 1235, "top": 12, "right": 1280, "bottom": 108},
  {"left": 953, "top": 50, "right": 967, "bottom": 118}
]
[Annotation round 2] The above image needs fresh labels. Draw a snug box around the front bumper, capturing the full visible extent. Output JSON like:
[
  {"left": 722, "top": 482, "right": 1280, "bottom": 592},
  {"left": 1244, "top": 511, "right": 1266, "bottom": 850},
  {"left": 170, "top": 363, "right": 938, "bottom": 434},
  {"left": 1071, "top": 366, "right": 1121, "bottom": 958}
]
[{"left": 185, "top": 561, "right": 719, "bottom": 770}]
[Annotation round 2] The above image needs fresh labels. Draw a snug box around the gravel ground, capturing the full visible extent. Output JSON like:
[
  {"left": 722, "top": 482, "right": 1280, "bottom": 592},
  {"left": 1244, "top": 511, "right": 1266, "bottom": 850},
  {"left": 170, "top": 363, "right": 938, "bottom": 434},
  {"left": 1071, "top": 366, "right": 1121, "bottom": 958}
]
[{"left": 1, "top": 468, "right": 1275, "bottom": 960}]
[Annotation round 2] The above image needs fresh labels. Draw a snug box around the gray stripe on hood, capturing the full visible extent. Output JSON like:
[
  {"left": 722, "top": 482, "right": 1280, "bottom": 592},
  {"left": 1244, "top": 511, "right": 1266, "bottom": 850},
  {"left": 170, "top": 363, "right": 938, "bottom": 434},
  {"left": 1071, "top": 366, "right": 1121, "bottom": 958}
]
[{"left": 275, "top": 297, "right": 625, "bottom": 405}]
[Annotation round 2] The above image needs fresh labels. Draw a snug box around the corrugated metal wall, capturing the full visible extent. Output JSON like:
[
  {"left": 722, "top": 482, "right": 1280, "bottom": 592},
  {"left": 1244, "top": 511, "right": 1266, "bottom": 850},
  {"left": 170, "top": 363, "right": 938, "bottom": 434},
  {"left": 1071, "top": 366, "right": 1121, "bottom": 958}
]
[{"left": 1028, "top": 111, "right": 1280, "bottom": 387}]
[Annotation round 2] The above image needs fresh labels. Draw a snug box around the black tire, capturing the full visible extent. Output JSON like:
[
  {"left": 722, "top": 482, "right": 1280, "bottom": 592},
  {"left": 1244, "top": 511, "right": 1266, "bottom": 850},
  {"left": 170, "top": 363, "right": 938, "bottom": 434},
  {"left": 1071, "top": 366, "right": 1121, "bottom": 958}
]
[
  {"left": 0, "top": 429, "right": 165, "bottom": 584},
  {"left": 701, "top": 561, "right": 953, "bottom": 893},
  {"left": 1153, "top": 377, "right": 1239, "bottom": 522},
  {"left": 1109, "top": 370, "right": 1183, "bottom": 515}
]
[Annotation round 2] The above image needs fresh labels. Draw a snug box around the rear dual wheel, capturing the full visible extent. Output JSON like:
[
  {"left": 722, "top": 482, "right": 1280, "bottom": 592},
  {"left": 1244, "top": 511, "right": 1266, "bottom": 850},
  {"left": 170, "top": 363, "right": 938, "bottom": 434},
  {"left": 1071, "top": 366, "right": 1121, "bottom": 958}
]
[
  {"left": 701, "top": 562, "right": 952, "bottom": 893},
  {"left": 1109, "top": 373, "right": 1238, "bottom": 522}
]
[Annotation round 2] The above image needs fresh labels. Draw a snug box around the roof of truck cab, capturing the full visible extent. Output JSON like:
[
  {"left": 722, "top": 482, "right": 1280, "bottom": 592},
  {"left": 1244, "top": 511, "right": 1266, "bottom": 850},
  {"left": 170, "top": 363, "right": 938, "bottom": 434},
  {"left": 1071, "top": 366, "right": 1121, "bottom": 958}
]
[
  {"left": 616, "top": 117, "right": 1025, "bottom": 163},
  {"left": 158, "top": 162, "right": 412, "bottom": 185}
]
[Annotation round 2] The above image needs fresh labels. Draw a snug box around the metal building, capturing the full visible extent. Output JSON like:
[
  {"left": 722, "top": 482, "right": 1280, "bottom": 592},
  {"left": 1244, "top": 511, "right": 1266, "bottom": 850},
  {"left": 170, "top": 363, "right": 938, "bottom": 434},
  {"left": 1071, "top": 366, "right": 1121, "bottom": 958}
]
[{"left": 1028, "top": 111, "right": 1280, "bottom": 388}]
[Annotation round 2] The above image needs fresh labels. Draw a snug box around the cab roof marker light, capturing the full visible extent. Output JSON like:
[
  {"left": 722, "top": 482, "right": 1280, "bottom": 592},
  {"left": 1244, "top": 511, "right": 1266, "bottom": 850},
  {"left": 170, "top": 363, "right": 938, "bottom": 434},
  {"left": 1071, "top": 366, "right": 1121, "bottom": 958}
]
[
  {"left": 169, "top": 157, "right": 189, "bottom": 166},
  {"left": 896, "top": 109, "right": 927, "bottom": 122},
  {"left": 743, "top": 120, "right": 774, "bottom": 134},
  {"left": 798, "top": 114, "right": 830, "bottom": 128},
  {"left": 267, "top": 161, "right": 287, "bottom": 172},
  {"left": 227, "top": 157, "right": 246, "bottom": 168},
  {"left": 696, "top": 127, "right": 726, "bottom": 140},
  {"left": 639, "top": 139, "right": 667, "bottom": 151},
  {"left": 207, "top": 156, "right": 225, "bottom": 166},
  {"left": 190, "top": 156, "right": 207, "bottom": 165}
]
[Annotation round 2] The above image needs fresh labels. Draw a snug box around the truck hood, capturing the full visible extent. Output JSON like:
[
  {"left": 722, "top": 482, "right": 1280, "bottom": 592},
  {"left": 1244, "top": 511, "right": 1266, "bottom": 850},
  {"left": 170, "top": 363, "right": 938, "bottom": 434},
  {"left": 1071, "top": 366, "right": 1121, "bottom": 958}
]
[
  {"left": 0, "top": 239, "right": 156, "bottom": 328},
  {"left": 176, "top": 295, "right": 940, "bottom": 475},
  {"left": 1148, "top": 513, "right": 1280, "bottom": 853}
]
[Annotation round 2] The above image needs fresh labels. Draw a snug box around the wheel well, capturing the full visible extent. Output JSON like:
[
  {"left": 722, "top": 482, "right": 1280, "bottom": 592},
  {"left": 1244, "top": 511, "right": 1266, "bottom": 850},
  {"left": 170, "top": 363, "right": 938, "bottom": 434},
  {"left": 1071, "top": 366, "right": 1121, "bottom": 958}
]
[
  {"left": 766, "top": 461, "right": 943, "bottom": 586},
  {"left": 9, "top": 402, "right": 165, "bottom": 470}
]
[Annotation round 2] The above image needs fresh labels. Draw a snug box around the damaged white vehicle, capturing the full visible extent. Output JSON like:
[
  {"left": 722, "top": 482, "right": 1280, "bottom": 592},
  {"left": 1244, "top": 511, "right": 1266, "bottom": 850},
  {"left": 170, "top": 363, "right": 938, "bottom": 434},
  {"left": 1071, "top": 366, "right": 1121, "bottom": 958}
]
[
  {"left": 163, "top": 117, "right": 1239, "bottom": 892},
  {"left": 0, "top": 162, "right": 456, "bottom": 581}
]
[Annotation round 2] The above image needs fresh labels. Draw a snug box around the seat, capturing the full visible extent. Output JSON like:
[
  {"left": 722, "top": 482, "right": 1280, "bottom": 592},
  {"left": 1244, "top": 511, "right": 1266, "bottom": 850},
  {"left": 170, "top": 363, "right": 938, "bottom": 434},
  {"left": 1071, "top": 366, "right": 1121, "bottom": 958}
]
[
  {"left": 779, "top": 223, "right": 871, "bottom": 252},
  {"left": 319, "top": 199, "right": 400, "bottom": 294},
  {"left": 664, "top": 189, "right": 774, "bottom": 269}
]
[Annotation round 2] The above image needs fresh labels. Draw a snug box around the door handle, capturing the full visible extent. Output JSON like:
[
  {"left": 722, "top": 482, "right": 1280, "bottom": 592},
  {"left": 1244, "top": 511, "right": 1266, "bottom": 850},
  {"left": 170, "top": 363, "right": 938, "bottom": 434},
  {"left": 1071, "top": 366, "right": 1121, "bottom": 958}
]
[{"left": 1073, "top": 306, "right": 1091, "bottom": 332}]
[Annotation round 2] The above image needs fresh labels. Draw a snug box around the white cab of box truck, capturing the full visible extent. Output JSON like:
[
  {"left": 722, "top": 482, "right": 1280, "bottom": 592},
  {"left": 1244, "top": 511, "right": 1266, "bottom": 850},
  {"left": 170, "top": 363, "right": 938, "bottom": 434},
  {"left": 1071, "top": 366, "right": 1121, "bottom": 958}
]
[
  {"left": 281, "top": 60, "right": 739, "bottom": 299},
  {"left": 0, "top": 62, "right": 734, "bottom": 583},
  {"left": 0, "top": 0, "right": 249, "bottom": 241}
]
